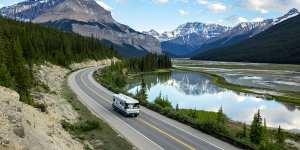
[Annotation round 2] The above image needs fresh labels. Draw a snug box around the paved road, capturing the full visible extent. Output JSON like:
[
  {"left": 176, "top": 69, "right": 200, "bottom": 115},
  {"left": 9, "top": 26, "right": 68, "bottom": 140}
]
[{"left": 68, "top": 67, "right": 241, "bottom": 150}]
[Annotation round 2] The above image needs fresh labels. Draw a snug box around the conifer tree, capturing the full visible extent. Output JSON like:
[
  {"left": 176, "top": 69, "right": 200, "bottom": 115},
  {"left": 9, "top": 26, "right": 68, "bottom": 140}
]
[
  {"left": 175, "top": 104, "right": 179, "bottom": 111},
  {"left": 250, "top": 110, "right": 263, "bottom": 144},
  {"left": 12, "top": 39, "right": 32, "bottom": 104},
  {"left": 136, "top": 79, "right": 148, "bottom": 103},
  {"left": 217, "top": 106, "right": 225, "bottom": 125},
  {"left": 242, "top": 123, "right": 247, "bottom": 138},
  {"left": 261, "top": 118, "right": 269, "bottom": 145},
  {"left": 276, "top": 126, "right": 285, "bottom": 145}
]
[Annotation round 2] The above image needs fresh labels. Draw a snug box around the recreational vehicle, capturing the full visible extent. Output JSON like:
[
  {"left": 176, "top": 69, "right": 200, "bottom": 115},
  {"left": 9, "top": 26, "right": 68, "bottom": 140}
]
[{"left": 112, "top": 94, "right": 140, "bottom": 117}]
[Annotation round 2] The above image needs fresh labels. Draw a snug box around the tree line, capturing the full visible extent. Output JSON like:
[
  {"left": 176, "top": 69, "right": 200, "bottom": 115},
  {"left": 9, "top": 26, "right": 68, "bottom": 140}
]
[
  {"left": 135, "top": 79, "right": 287, "bottom": 149},
  {"left": 0, "top": 17, "right": 118, "bottom": 104},
  {"left": 98, "top": 53, "right": 172, "bottom": 89}
]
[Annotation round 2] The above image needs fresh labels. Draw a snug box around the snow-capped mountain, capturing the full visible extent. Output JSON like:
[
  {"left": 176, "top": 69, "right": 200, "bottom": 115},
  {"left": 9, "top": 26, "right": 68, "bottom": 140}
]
[
  {"left": 197, "top": 8, "right": 300, "bottom": 54},
  {"left": 143, "top": 8, "right": 300, "bottom": 57},
  {"left": 143, "top": 29, "right": 161, "bottom": 40},
  {"left": 273, "top": 8, "right": 299, "bottom": 25},
  {"left": 145, "top": 22, "right": 231, "bottom": 42},
  {"left": 0, "top": 0, "right": 161, "bottom": 55},
  {"left": 144, "top": 22, "right": 230, "bottom": 56}
]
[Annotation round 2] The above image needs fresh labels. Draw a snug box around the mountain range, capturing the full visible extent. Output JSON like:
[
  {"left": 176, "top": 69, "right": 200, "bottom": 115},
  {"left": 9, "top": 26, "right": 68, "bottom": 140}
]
[
  {"left": 191, "top": 12, "right": 300, "bottom": 64},
  {"left": 0, "top": 0, "right": 162, "bottom": 57},
  {"left": 1, "top": 0, "right": 299, "bottom": 62},
  {"left": 144, "top": 8, "right": 300, "bottom": 57}
]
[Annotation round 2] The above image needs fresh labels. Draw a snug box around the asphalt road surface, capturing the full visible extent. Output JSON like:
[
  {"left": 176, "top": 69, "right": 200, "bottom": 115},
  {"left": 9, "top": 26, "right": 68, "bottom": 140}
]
[{"left": 68, "top": 67, "right": 241, "bottom": 150}]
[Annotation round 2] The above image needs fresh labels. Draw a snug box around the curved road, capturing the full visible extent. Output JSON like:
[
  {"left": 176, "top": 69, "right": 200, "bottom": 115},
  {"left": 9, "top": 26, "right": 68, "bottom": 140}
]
[{"left": 68, "top": 67, "right": 241, "bottom": 150}]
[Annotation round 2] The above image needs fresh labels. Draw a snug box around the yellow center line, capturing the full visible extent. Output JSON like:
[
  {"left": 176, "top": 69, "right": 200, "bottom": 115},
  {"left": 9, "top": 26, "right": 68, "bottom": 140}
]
[
  {"left": 137, "top": 118, "right": 196, "bottom": 150},
  {"left": 79, "top": 69, "right": 196, "bottom": 150}
]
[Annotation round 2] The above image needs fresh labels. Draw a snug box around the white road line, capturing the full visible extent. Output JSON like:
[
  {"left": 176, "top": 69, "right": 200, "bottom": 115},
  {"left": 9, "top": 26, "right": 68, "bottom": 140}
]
[
  {"left": 84, "top": 68, "right": 226, "bottom": 150},
  {"left": 69, "top": 69, "right": 164, "bottom": 150}
]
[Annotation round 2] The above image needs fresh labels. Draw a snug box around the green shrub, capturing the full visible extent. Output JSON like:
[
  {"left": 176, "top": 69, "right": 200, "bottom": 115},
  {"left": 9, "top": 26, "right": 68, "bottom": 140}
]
[
  {"left": 34, "top": 103, "right": 47, "bottom": 113},
  {"left": 61, "top": 120, "right": 100, "bottom": 132},
  {"left": 154, "top": 93, "right": 172, "bottom": 108}
]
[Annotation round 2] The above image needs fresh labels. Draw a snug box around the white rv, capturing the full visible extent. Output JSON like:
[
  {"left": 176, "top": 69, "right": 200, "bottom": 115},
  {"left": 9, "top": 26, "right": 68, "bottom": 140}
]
[{"left": 112, "top": 94, "right": 140, "bottom": 117}]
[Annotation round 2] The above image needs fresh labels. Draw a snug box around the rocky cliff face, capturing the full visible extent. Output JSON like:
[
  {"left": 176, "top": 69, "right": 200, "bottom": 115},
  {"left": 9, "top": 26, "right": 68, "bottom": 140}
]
[{"left": 0, "top": 0, "right": 161, "bottom": 55}]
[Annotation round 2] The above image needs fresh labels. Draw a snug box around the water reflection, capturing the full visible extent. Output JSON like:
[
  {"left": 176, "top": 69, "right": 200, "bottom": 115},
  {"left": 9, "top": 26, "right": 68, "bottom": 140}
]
[{"left": 126, "top": 71, "right": 300, "bottom": 131}]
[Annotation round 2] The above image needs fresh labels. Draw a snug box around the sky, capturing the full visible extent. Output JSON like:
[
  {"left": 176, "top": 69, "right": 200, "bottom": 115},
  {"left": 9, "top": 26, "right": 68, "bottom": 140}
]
[{"left": 1, "top": 0, "right": 300, "bottom": 32}]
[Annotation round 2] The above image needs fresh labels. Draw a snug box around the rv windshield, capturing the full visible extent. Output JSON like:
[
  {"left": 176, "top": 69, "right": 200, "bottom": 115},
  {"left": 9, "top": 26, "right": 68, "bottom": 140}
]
[{"left": 125, "top": 103, "right": 139, "bottom": 109}]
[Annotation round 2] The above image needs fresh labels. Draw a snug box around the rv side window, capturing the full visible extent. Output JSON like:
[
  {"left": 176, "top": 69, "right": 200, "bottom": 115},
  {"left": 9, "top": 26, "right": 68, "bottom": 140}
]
[
  {"left": 125, "top": 103, "right": 139, "bottom": 109},
  {"left": 134, "top": 103, "right": 140, "bottom": 108}
]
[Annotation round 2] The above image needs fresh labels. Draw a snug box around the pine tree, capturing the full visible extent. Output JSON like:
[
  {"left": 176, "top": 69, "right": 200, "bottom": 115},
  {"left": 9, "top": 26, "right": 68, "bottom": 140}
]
[
  {"left": 261, "top": 118, "right": 269, "bottom": 145},
  {"left": 217, "top": 106, "right": 225, "bottom": 125},
  {"left": 12, "top": 39, "right": 32, "bottom": 104},
  {"left": 136, "top": 79, "right": 148, "bottom": 103},
  {"left": 242, "top": 123, "right": 247, "bottom": 138},
  {"left": 250, "top": 110, "right": 263, "bottom": 144},
  {"left": 176, "top": 104, "right": 179, "bottom": 111},
  {"left": 276, "top": 126, "right": 285, "bottom": 145}
]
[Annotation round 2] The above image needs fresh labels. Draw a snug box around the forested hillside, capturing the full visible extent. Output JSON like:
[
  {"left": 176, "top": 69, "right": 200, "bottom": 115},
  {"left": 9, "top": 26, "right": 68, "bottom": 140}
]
[
  {"left": 191, "top": 15, "right": 300, "bottom": 64},
  {"left": 0, "top": 17, "right": 118, "bottom": 104}
]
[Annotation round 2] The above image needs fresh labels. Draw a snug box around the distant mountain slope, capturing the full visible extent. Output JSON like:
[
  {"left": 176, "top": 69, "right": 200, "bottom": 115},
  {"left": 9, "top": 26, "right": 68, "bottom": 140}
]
[
  {"left": 143, "top": 9, "right": 299, "bottom": 57},
  {"left": 144, "top": 23, "right": 230, "bottom": 56},
  {"left": 191, "top": 14, "right": 300, "bottom": 64},
  {"left": 192, "top": 9, "right": 300, "bottom": 56},
  {"left": 0, "top": 0, "right": 161, "bottom": 56}
]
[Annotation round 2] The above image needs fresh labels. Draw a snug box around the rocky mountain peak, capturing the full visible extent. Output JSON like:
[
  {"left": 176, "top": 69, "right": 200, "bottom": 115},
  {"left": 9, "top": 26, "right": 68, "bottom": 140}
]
[
  {"left": 0, "top": 0, "right": 162, "bottom": 55},
  {"left": 0, "top": 0, "right": 64, "bottom": 21},
  {"left": 145, "top": 22, "right": 230, "bottom": 42},
  {"left": 273, "top": 8, "right": 299, "bottom": 25},
  {"left": 33, "top": 0, "right": 115, "bottom": 23},
  {"left": 286, "top": 8, "right": 299, "bottom": 16}
]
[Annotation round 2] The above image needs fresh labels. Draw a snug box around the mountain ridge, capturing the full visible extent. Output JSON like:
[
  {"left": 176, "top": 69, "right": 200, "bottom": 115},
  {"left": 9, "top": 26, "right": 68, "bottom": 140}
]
[
  {"left": 143, "top": 8, "right": 299, "bottom": 57},
  {"left": 0, "top": 0, "right": 162, "bottom": 56},
  {"left": 191, "top": 12, "right": 300, "bottom": 64}
]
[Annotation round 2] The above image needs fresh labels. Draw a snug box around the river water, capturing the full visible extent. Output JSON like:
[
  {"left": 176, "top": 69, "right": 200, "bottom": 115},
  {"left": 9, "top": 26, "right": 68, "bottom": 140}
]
[{"left": 125, "top": 70, "right": 300, "bottom": 132}]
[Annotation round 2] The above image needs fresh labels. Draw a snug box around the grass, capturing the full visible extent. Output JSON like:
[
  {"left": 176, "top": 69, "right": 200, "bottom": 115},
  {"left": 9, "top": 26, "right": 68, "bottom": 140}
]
[
  {"left": 94, "top": 65, "right": 300, "bottom": 150},
  {"left": 174, "top": 67, "right": 300, "bottom": 105},
  {"left": 62, "top": 82, "right": 133, "bottom": 150},
  {"left": 94, "top": 69, "right": 258, "bottom": 149},
  {"left": 172, "top": 60, "right": 300, "bottom": 72}
]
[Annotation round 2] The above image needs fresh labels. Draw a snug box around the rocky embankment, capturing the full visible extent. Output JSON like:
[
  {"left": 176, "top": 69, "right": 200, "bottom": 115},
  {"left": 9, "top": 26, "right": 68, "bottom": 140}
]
[{"left": 0, "top": 59, "right": 116, "bottom": 150}]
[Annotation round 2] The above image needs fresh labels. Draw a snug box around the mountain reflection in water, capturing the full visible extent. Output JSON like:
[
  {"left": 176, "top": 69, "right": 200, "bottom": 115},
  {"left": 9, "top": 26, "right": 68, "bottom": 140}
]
[{"left": 125, "top": 71, "right": 300, "bottom": 132}]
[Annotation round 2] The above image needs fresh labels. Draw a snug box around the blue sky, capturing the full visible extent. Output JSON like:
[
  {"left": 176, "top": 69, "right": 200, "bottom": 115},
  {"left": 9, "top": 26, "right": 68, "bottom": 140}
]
[{"left": 1, "top": 0, "right": 299, "bottom": 32}]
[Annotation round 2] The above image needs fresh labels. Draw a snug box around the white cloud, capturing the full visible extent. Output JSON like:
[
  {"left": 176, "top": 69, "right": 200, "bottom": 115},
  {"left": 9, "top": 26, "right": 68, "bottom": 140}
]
[
  {"left": 243, "top": 0, "right": 300, "bottom": 13},
  {"left": 224, "top": 15, "right": 248, "bottom": 26},
  {"left": 177, "top": 0, "right": 189, "bottom": 3},
  {"left": 152, "top": 0, "right": 169, "bottom": 4},
  {"left": 238, "top": 17, "right": 248, "bottom": 22},
  {"left": 197, "top": 0, "right": 208, "bottom": 5},
  {"left": 178, "top": 9, "right": 189, "bottom": 16},
  {"left": 252, "top": 17, "right": 264, "bottom": 22},
  {"left": 260, "top": 9, "right": 269, "bottom": 14},
  {"left": 95, "top": 0, "right": 113, "bottom": 11},
  {"left": 208, "top": 3, "right": 227, "bottom": 13}
]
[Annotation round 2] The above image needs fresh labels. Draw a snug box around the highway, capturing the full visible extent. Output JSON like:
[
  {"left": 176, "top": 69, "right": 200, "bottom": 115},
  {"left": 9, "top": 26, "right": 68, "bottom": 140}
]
[{"left": 68, "top": 67, "right": 241, "bottom": 150}]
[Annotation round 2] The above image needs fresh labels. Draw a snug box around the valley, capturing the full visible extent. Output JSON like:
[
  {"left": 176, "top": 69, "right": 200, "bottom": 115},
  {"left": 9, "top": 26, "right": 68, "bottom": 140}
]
[
  {"left": 170, "top": 60, "right": 300, "bottom": 131},
  {"left": 1, "top": 0, "right": 300, "bottom": 149}
]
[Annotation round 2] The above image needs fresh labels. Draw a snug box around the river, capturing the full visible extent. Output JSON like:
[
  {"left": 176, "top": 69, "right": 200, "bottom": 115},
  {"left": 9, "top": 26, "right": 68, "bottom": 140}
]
[{"left": 125, "top": 70, "right": 300, "bottom": 132}]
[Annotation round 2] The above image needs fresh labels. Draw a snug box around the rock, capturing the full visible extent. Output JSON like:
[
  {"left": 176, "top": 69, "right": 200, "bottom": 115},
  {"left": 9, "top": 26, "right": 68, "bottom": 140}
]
[
  {"left": 13, "top": 126, "right": 25, "bottom": 138},
  {"left": 0, "top": 60, "right": 116, "bottom": 150},
  {"left": 69, "top": 58, "right": 119, "bottom": 70},
  {"left": 0, "top": 0, "right": 162, "bottom": 54}
]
